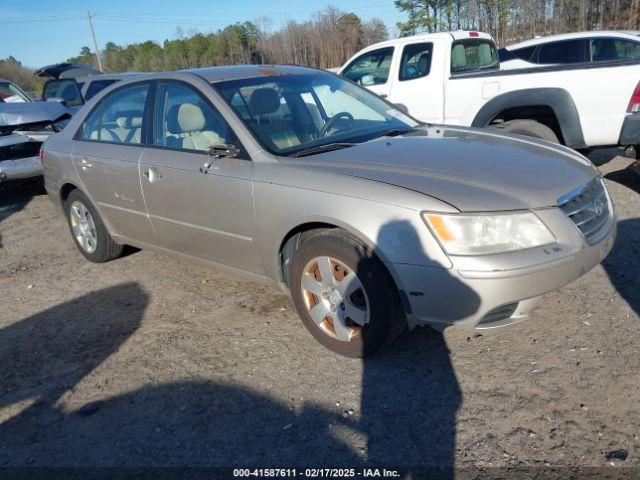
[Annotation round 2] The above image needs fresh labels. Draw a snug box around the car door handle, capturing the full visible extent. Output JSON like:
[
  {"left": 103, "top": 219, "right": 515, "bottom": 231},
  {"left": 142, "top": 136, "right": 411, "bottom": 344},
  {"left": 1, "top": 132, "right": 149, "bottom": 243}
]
[
  {"left": 143, "top": 168, "right": 162, "bottom": 183},
  {"left": 80, "top": 158, "right": 92, "bottom": 170}
]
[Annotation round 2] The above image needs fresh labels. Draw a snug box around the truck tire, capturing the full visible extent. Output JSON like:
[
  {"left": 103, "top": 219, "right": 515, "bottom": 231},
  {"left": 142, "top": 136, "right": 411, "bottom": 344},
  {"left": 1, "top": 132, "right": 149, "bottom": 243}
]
[
  {"left": 289, "top": 230, "right": 407, "bottom": 357},
  {"left": 491, "top": 119, "right": 559, "bottom": 144}
]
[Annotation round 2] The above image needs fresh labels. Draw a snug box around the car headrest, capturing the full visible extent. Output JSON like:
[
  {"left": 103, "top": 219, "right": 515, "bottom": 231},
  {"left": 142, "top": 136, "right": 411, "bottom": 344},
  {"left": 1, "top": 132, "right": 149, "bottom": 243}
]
[
  {"left": 451, "top": 44, "right": 467, "bottom": 69},
  {"left": 249, "top": 88, "right": 280, "bottom": 116},
  {"left": 116, "top": 116, "right": 142, "bottom": 128},
  {"left": 417, "top": 53, "right": 431, "bottom": 73},
  {"left": 167, "top": 103, "right": 206, "bottom": 133}
]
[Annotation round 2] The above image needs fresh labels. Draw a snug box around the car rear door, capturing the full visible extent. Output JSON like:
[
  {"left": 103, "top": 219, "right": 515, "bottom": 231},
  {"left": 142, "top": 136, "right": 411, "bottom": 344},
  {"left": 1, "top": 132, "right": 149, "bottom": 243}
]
[
  {"left": 71, "top": 81, "right": 155, "bottom": 244},
  {"left": 138, "top": 80, "right": 261, "bottom": 274}
]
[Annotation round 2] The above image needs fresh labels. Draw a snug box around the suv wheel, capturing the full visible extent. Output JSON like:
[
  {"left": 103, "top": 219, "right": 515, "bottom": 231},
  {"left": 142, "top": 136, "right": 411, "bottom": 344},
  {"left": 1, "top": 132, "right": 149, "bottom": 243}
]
[
  {"left": 65, "top": 189, "right": 123, "bottom": 263},
  {"left": 290, "top": 230, "right": 406, "bottom": 357}
]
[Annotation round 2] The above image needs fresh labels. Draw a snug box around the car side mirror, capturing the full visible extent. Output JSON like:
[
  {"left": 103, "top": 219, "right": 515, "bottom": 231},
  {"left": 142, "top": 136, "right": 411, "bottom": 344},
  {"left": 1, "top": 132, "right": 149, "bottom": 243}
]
[
  {"left": 394, "top": 103, "right": 409, "bottom": 115},
  {"left": 208, "top": 143, "right": 239, "bottom": 158}
]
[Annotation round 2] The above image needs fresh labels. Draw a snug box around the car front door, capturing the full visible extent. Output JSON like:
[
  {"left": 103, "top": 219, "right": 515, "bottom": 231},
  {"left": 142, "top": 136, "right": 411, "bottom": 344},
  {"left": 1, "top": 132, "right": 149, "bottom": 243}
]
[
  {"left": 386, "top": 41, "right": 444, "bottom": 123},
  {"left": 340, "top": 47, "right": 396, "bottom": 99},
  {"left": 71, "top": 82, "right": 155, "bottom": 244},
  {"left": 139, "top": 80, "right": 261, "bottom": 273}
]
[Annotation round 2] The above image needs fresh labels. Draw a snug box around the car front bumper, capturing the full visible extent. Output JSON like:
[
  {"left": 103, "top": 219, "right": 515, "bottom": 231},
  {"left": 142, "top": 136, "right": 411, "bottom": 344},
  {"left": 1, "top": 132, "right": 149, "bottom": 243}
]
[
  {"left": 0, "top": 134, "right": 43, "bottom": 181},
  {"left": 387, "top": 206, "right": 617, "bottom": 335}
]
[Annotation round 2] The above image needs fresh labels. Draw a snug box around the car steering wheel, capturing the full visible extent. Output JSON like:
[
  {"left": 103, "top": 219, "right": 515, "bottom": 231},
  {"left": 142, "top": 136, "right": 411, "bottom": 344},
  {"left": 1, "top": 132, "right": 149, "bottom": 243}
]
[{"left": 320, "top": 112, "right": 355, "bottom": 137}]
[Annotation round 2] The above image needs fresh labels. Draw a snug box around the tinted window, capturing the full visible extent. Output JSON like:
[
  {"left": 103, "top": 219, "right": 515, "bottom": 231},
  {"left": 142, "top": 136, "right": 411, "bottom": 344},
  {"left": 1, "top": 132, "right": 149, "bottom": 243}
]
[
  {"left": 399, "top": 43, "right": 433, "bottom": 80},
  {"left": 0, "top": 81, "right": 30, "bottom": 103},
  {"left": 451, "top": 39, "right": 499, "bottom": 73},
  {"left": 42, "top": 79, "right": 83, "bottom": 106},
  {"left": 590, "top": 38, "right": 640, "bottom": 62},
  {"left": 214, "top": 72, "right": 418, "bottom": 156},
  {"left": 80, "top": 83, "right": 148, "bottom": 144},
  {"left": 538, "top": 39, "right": 584, "bottom": 64},
  {"left": 342, "top": 47, "right": 394, "bottom": 86},
  {"left": 154, "top": 83, "right": 230, "bottom": 153},
  {"left": 85, "top": 79, "right": 117, "bottom": 100},
  {"left": 511, "top": 45, "right": 537, "bottom": 61}
]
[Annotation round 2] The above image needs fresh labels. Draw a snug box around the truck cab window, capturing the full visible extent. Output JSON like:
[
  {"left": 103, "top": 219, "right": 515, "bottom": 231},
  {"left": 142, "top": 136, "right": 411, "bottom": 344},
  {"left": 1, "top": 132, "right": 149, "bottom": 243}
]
[
  {"left": 342, "top": 47, "right": 394, "bottom": 86},
  {"left": 400, "top": 43, "right": 433, "bottom": 81}
]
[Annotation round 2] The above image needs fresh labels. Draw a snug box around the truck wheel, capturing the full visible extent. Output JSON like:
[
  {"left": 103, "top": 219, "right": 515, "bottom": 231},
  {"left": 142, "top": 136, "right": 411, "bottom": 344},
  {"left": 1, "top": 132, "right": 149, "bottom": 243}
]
[
  {"left": 65, "top": 189, "right": 123, "bottom": 263},
  {"left": 289, "top": 230, "right": 406, "bottom": 358},
  {"left": 492, "top": 119, "right": 559, "bottom": 143}
]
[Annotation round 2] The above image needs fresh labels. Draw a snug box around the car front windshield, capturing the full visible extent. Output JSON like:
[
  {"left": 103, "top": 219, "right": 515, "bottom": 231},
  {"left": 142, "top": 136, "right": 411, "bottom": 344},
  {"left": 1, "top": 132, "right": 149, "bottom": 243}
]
[
  {"left": 0, "top": 81, "right": 31, "bottom": 103},
  {"left": 213, "top": 72, "right": 419, "bottom": 156}
]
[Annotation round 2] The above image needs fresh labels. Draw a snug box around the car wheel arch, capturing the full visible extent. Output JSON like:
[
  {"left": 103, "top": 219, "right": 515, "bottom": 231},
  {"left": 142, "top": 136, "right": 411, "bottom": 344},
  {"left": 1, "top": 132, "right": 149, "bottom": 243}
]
[
  {"left": 472, "top": 87, "right": 586, "bottom": 148},
  {"left": 277, "top": 221, "right": 385, "bottom": 290}
]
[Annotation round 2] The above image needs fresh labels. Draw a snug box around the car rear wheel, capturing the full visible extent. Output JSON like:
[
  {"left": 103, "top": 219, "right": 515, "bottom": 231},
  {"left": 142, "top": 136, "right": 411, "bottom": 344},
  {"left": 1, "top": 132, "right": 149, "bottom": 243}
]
[
  {"left": 492, "top": 119, "right": 559, "bottom": 143},
  {"left": 289, "top": 230, "right": 406, "bottom": 357},
  {"left": 65, "top": 189, "right": 123, "bottom": 263}
]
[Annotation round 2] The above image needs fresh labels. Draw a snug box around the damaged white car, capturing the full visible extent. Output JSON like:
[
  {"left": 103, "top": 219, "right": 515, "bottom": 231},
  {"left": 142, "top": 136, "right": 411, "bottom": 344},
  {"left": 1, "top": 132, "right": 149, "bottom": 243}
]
[{"left": 0, "top": 78, "right": 71, "bottom": 183}]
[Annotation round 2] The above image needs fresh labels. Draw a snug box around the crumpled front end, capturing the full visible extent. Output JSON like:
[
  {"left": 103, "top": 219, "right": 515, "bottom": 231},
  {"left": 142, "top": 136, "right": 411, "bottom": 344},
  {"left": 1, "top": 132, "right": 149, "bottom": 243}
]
[{"left": 0, "top": 133, "right": 43, "bottom": 181}]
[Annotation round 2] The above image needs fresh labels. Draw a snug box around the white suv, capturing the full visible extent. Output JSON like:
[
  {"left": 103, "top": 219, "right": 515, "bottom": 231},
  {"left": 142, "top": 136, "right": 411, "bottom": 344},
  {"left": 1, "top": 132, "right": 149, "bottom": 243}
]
[{"left": 499, "top": 30, "right": 640, "bottom": 70}]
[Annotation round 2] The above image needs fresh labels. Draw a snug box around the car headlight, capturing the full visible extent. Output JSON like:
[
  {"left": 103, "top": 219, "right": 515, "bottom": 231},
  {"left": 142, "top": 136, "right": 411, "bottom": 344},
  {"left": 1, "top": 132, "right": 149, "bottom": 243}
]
[{"left": 423, "top": 211, "right": 555, "bottom": 255}]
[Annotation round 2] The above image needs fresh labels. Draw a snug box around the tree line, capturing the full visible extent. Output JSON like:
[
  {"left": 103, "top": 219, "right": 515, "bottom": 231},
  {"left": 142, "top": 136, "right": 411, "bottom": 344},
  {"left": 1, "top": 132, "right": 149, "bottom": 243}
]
[{"left": 3, "top": 1, "right": 640, "bottom": 94}]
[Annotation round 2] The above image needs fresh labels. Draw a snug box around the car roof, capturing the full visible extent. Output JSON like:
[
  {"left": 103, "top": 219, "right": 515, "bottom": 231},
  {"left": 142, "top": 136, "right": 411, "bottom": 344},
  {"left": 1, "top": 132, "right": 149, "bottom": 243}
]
[
  {"left": 506, "top": 30, "right": 640, "bottom": 50},
  {"left": 183, "top": 64, "right": 324, "bottom": 83}
]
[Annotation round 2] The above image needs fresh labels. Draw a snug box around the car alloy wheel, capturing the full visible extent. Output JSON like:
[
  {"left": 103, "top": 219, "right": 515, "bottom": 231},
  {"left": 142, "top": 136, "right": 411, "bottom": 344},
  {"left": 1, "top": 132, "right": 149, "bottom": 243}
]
[
  {"left": 299, "top": 255, "right": 370, "bottom": 342},
  {"left": 69, "top": 200, "right": 98, "bottom": 254}
]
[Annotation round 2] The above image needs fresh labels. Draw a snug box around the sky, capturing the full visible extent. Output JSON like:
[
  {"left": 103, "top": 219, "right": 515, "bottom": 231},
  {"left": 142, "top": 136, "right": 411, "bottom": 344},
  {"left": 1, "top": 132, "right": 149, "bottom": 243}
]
[{"left": 0, "top": 0, "right": 405, "bottom": 68}]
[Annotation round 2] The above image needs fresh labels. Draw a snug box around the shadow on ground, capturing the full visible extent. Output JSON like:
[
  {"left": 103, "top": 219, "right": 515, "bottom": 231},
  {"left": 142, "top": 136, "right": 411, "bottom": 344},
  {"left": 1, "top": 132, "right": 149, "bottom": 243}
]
[
  {"left": 0, "top": 179, "right": 44, "bottom": 249},
  {"left": 602, "top": 218, "right": 640, "bottom": 317},
  {"left": 604, "top": 165, "right": 640, "bottom": 194},
  {"left": 0, "top": 218, "right": 467, "bottom": 474}
]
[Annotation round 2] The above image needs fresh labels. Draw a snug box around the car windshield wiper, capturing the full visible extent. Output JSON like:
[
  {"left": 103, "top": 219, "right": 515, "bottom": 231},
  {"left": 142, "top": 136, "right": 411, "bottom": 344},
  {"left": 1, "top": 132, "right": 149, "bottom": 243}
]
[{"left": 289, "top": 142, "right": 356, "bottom": 157}]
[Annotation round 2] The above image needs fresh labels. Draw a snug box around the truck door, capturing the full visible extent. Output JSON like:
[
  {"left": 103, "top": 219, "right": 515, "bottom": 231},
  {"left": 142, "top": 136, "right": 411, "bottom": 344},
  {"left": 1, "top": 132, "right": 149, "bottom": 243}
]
[
  {"left": 386, "top": 40, "right": 446, "bottom": 124},
  {"left": 340, "top": 46, "right": 396, "bottom": 99}
]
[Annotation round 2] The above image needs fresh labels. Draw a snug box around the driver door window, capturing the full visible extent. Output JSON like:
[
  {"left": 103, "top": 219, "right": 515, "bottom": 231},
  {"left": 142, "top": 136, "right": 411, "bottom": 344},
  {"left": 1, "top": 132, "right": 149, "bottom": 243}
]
[{"left": 342, "top": 47, "right": 394, "bottom": 87}]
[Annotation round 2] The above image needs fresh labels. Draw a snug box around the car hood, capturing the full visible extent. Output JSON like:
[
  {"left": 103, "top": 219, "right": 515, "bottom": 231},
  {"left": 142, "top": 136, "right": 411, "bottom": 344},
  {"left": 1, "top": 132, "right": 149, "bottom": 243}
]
[
  {"left": 286, "top": 126, "right": 598, "bottom": 212},
  {"left": 0, "top": 102, "right": 69, "bottom": 126}
]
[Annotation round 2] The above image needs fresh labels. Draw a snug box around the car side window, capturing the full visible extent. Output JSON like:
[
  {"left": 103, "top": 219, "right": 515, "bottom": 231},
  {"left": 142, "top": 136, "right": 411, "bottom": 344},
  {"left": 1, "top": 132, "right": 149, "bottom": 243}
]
[
  {"left": 85, "top": 79, "right": 118, "bottom": 101},
  {"left": 511, "top": 45, "right": 537, "bottom": 61},
  {"left": 399, "top": 43, "right": 433, "bottom": 81},
  {"left": 590, "top": 38, "right": 640, "bottom": 62},
  {"left": 342, "top": 47, "right": 394, "bottom": 86},
  {"left": 80, "top": 83, "right": 148, "bottom": 144},
  {"left": 154, "top": 83, "right": 231, "bottom": 153},
  {"left": 537, "top": 39, "right": 584, "bottom": 64}
]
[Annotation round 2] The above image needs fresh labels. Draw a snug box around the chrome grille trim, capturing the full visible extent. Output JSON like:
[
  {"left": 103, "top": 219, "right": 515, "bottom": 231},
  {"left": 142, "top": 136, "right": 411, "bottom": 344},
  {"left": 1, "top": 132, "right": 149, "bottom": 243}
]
[{"left": 558, "top": 178, "right": 610, "bottom": 244}]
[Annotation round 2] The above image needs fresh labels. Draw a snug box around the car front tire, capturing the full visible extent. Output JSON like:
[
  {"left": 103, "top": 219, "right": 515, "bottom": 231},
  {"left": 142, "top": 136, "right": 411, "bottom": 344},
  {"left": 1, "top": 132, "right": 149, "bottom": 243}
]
[{"left": 289, "top": 230, "right": 406, "bottom": 357}]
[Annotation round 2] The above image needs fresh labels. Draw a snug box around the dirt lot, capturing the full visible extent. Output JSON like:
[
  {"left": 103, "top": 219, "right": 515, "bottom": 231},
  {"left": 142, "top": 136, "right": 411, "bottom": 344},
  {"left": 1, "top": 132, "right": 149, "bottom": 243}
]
[{"left": 0, "top": 153, "right": 639, "bottom": 473}]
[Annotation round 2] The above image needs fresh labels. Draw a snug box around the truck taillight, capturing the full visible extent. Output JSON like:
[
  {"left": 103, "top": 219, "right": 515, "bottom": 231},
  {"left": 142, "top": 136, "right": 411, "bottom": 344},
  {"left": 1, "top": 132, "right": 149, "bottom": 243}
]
[
  {"left": 39, "top": 146, "right": 44, "bottom": 165},
  {"left": 627, "top": 81, "right": 640, "bottom": 113},
  {"left": 469, "top": 31, "right": 479, "bottom": 37}
]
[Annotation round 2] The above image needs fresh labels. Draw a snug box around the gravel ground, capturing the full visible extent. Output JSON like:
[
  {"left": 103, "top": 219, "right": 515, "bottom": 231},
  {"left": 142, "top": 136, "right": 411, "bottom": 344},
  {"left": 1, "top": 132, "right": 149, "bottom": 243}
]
[{"left": 0, "top": 153, "right": 639, "bottom": 474}]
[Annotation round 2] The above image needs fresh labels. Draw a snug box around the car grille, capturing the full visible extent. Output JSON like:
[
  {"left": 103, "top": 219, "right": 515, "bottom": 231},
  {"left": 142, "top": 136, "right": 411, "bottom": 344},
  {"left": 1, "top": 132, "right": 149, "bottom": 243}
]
[{"left": 558, "top": 178, "right": 610, "bottom": 244}]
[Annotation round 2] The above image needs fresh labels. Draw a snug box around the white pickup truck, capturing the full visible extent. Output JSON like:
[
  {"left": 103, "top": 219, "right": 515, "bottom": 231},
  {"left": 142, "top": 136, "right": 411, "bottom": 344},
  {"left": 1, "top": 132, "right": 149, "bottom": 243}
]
[{"left": 337, "top": 31, "right": 640, "bottom": 153}]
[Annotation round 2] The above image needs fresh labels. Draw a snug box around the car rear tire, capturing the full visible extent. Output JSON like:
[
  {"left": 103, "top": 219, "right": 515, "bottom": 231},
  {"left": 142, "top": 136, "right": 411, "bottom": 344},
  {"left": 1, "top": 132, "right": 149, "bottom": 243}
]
[
  {"left": 492, "top": 119, "right": 559, "bottom": 143},
  {"left": 65, "top": 189, "right": 123, "bottom": 263},
  {"left": 289, "top": 230, "right": 406, "bottom": 357}
]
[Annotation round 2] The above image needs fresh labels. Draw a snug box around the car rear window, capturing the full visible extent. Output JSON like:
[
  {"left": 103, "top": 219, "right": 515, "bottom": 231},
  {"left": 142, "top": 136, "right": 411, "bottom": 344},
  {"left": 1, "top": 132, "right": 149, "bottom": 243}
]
[{"left": 451, "top": 39, "right": 499, "bottom": 73}]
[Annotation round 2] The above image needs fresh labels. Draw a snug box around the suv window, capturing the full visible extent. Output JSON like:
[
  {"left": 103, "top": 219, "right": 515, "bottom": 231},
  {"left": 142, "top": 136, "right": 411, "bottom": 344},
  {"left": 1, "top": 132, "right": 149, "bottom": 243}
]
[
  {"left": 511, "top": 45, "right": 537, "bottom": 61},
  {"left": 537, "top": 39, "right": 584, "bottom": 64},
  {"left": 154, "top": 82, "right": 230, "bottom": 153},
  {"left": 590, "top": 38, "right": 640, "bottom": 62},
  {"left": 342, "top": 47, "right": 394, "bottom": 86},
  {"left": 399, "top": 43, "right": 433, "bottom": 80},
  {"left": 80, "top": 83, "right": 148, "bottom": 144},
  {"left": 451, "top": 39, "right": 499, "bottom": 73},
  {"left": 42, "top": 79, "right": 84, "bottom": 106},
  {"left": 85, "top": 79, "right": 118, "bottom": 101}
]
